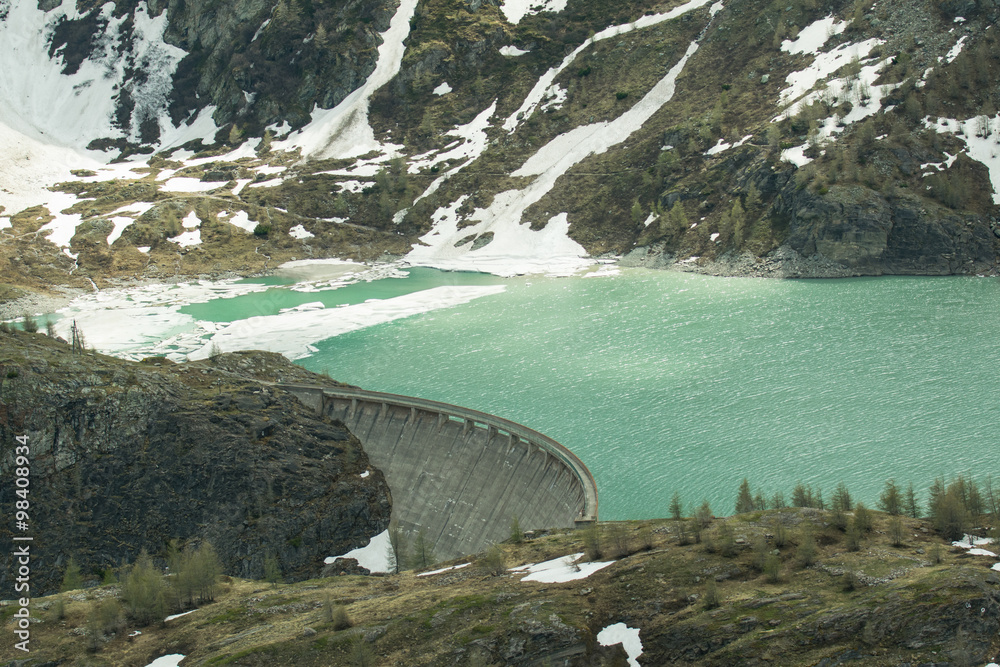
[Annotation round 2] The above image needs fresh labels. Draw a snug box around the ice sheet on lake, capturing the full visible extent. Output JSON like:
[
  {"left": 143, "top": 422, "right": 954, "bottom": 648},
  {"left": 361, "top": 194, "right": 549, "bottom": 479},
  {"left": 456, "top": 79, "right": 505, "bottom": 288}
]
[{"left": 189, "top": 285, "right": 508, "bottom": 360}]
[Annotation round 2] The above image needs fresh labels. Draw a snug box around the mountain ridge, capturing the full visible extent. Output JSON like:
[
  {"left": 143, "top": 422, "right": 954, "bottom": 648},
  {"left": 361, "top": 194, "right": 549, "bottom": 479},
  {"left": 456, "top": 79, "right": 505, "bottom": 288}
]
[{"left": 1, "top": 0, "right": 999, "bottom": 295}]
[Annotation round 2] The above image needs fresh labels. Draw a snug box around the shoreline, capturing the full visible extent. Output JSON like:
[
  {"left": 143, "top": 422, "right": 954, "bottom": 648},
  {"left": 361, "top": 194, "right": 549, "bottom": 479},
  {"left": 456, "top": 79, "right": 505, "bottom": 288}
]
[{"left": 4, "top": 245, "right": 996, "bottom": 322}]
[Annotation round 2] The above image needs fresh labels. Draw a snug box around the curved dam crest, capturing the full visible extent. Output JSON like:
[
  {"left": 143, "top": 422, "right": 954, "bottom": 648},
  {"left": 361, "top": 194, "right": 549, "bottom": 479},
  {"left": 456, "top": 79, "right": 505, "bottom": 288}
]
[{"left": 280, "top": 384, "right": 598, "bottom": 561}]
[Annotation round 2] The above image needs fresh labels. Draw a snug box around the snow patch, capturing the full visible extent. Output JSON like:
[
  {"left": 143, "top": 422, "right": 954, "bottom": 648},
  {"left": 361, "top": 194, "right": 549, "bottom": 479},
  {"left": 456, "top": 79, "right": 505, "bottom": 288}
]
[
  {"left": 781, "top": 15, "right": 848, "bottom": 55},
  {"left": 225, "top": 211, "right": 258, "bottom": 234},
  {"left": 411, "top": 101, "right": 497, "bottom": 203},
  {"left": 779, "top": 38, "right": 883, "bottom": 107},
  {"left": 325, "top": 530, "right": 391, "bottom": 573},
  {"left": 943, "top": 35, "right": 967, "bottom": 63},
  {"left": 142, "top": 655, "right": 185, "bottom": 667},
  {"left": 417, "top": 562, "right": 472, "bottom": 577},
  {"left": 289, "top": 224, "right": 314, "bottom": 239},
  {"left": 598, "top": 623, "right": 643, "bottom": 667},
  {"left": 501, "top": 0, "right": 567, "bottom": 24},
  {"left": 705, "top": 134, "right": 752, "bottom": 155},
  {"left": 503, "top": 0, "right": 714, "bottom": 134},
  {"left": 500, "top": 45, "right": 530, "bottom": 56},
  {"left": 515, "top": 553, "right": 615, "bottom": 583},
  {"left": 433, "top": 82, "right": 453, "bottom": 95},
  {"left": 164, "top": 609, "right": 197, "bottom": 622},
  {"left": 160, "top": 177, "right": 219, "bottom": 193},
  {"left": 925, "top": 115, "right": 1000, "bottom": 204},
  {"left": 169, "top": 228, "right": 201, "bottom": 247}
]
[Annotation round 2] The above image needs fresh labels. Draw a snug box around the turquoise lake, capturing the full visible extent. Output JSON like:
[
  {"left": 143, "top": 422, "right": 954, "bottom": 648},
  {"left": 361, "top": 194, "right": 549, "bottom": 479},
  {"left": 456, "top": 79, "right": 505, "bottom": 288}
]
[{"left": 180, "top": 268, "right": 1000, "bottom": 521}]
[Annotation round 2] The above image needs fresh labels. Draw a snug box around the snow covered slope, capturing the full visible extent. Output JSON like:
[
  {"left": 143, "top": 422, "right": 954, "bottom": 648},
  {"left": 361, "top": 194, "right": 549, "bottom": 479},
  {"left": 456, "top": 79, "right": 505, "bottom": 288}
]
[{"left": 1, "top": 0, "right": 998, "bottom": 286}]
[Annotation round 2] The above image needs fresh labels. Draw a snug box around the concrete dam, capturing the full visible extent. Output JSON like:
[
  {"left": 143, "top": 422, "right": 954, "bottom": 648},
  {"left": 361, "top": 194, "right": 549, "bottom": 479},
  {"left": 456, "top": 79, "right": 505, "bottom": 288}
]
[{"left": 280, "top": 385, "right": 598, "bottom": 562}]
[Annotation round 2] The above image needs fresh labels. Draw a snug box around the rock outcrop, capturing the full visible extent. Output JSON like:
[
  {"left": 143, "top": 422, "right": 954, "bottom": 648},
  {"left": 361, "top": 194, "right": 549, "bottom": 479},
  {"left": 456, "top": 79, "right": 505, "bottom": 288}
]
[{"left": 0, "top": 330, "right": 391, "bottom": 595}]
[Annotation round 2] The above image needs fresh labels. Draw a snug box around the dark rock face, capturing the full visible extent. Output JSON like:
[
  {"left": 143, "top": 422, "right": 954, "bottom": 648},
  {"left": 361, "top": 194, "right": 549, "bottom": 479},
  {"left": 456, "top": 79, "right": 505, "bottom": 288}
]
[
  {"left": 160, "top": 0, "right": 399, "bottom": 134},
  {"left": 778, "top": 185, "right": 998, "bottom": 275},
  {"left": 0, "top": 334, "right": 391, "bottom": 595}
]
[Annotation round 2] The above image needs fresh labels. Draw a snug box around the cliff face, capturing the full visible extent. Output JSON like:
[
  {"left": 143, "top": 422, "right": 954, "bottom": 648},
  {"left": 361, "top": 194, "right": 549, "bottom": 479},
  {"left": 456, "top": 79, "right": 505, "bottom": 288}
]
[{"left": 0, "top": 331, "right": 391, "bottom": 595}]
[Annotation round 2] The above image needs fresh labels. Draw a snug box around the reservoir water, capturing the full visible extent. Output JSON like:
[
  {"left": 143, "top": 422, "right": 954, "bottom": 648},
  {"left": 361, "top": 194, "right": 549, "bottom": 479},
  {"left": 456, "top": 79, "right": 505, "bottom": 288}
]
[{"left": 77, "top": 267, "right": 1000, "bottom": 520}]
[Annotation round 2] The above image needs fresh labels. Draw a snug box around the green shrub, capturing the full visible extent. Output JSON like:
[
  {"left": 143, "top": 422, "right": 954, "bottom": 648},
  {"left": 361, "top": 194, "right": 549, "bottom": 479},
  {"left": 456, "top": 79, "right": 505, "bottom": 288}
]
[
  {"left": 482, "top": 544, "right": 507, "bottom": 576},
  {"left": 703, "top": 579, "right": 721, "bottom": 609},
  {"left": 253, "top": 223, "right": 271, "bottom": 237},
  {"left": 764, "top": 554, "right": 781, "bottom": 582},
  {"left": 853, "top": 503, "right": 874, "bottom": 533},
  {"left": 331, "top": 605, "right": 352, "bottom": 631},
  {"left": 796, "top": 527, "right": 816, "bottom": 566},
  {"left": 509, "top": 516, "right": 523, "bottom": 544}
]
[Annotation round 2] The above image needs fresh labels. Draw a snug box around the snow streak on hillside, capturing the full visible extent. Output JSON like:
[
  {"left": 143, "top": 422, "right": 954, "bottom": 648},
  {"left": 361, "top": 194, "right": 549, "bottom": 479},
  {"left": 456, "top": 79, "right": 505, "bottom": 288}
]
[
  {"left": 502, "top": 0, "right": 715, "bottom": 135},
  {"left": 408, "top": 0, "right": 713, "bottom": 276},
  {"left": 276, "top": 0, "right": 419, "bottom": 160}
]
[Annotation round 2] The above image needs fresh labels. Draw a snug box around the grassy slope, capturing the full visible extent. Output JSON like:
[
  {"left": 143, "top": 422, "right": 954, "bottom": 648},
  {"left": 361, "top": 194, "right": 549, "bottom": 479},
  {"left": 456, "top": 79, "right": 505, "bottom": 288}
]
[{"left": 4, "top": 508, "right": 999, "bottom": 666}]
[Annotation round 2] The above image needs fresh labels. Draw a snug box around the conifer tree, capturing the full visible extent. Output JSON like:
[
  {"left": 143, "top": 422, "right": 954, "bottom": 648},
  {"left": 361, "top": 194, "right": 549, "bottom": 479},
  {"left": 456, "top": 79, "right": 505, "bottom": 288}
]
[
  {"left": 905, "top": 481, "right": 920, "bottom": 518},
  {"left": 832, "top": 482, "right": 852, "bottom": 513},
  {"left": 388, "top": 522, "right": 408, "bottom": 574},
  {"left": 61, "top": 556, "right": 83, "bottom": 592},
  {"left": 412, "top": 528, "right": 435, "bottom": 570},
  {"left": 121, "top": 550, "right": 167, "bottom": 626},
  {"left": 878, "top": 479, "right": 902, "bottom": 516},
  {"left": 735, "top": 478, "right": 755, "bottom": 514},
  {"left": 669, "top": 491, "right": 683, "bottom": 521}
]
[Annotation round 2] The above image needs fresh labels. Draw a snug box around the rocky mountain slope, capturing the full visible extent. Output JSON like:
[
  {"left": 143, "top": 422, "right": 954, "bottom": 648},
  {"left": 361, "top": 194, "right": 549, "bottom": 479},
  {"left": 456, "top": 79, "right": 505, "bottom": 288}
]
[
  {"left": 0, "top": 328, "right": 392, "bottom": 595},
  {"left": 2, "top": 509, "right": 998, "bottom": 666},
  {"left": 1, "top": 0, "right": 999, "bottom": 292}
]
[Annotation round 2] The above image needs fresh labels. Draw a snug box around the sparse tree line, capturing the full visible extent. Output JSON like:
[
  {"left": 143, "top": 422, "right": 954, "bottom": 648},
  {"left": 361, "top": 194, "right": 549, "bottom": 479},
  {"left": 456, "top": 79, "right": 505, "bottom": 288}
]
[
  {"left": 678, "top": 474, "right": 1000, "bottom": 544},
  {"left": 1, "top": 314, "right": 88, "bottom": 352},
  {"left": 55, "top": 540, "right": 221, "bottom": 653}
]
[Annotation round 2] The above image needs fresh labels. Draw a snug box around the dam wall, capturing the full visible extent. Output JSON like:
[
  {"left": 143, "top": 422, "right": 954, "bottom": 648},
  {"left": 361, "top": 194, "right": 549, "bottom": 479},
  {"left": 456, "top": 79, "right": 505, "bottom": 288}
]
[{"left": 279, "top": 384, "right": 597, "bottom": 562}]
